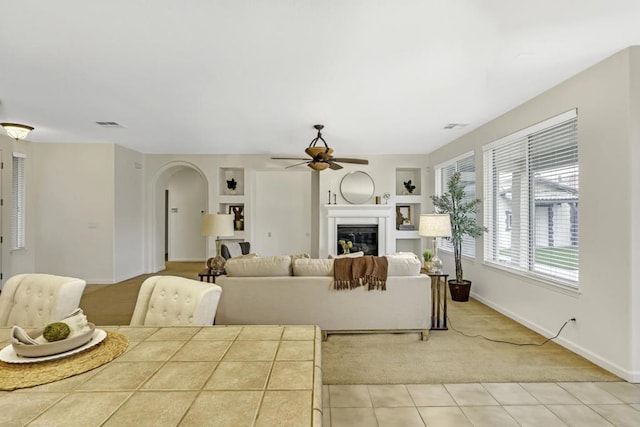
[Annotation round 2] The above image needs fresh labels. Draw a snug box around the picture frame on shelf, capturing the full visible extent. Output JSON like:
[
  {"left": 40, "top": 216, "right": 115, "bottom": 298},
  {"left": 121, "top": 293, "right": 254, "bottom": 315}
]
[
  {"left": 228, "top": 205, "right": 244, "bottom": 231},
  {"left": 396, "top": 205, "right": 411, "bottom": 230}
]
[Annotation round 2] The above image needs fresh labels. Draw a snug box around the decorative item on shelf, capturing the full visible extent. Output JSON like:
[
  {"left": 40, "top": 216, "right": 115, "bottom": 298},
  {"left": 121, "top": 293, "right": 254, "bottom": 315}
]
[
  {"left": 201, "top": 213, "right": 235, "bottom": 274},
  {"left": 382, "top": 192, "right": 391, "bottom": 204},
  {"left": 423, "top": 249, "right": 435, "bottom": 272},
  {"left": 1, "top": 123, "right": 34, "bottom": 140},
  {"left": 226, "top": 178, "right": 238, "bottom": 195},
  {"left": 228, "top": 205, "right": 244, "bottom": 231},
  {"left": 418, "top": 214, "right": 452, "bottom": 274},
  {"left": 430, "top": 171, "right": 488, "bottom": 301},
  {"left": 396, "top": 205, "right": 411, "bottom": 230},
  {"left": 403, "top": 180, "right": 416, "bottom": 195},
  {"left": 338, "top": 239, "right": 353, "bottom": 254},
  {"left": 398, "top": 224, "right": 415, "bottom": 231},
  {"left": 375, "top": 196, "right": 381, "bottom": 204}
]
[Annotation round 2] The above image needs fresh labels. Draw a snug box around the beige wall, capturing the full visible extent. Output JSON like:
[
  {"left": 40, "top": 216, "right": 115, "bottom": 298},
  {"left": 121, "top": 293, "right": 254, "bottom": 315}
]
[
  {"left": 33, "top": 143, "right": 115, "bottom": 283},
  {"left": 629, "top": 48, "right": 640, "bottom": 378},
  {"left": 114, "top": 145, "right": 144, "bottom": 282},
  {"left": 427, "top": 47, "right": 638, "bottom": 381},
  {"left": 0, "top": 135, "right": 37, "bottom": 286}
]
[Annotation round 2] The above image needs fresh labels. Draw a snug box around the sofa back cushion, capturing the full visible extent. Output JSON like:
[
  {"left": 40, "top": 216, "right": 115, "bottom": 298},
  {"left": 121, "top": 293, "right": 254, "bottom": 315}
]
[
  {"left": 293, "top": 258, "right": 334, "bottom": 276},
  {"left": 225, "top": 255, "right": 292, "bottom": 277},
  {"left": 385, "top": 253, "right": 422, "bottom": 276}
]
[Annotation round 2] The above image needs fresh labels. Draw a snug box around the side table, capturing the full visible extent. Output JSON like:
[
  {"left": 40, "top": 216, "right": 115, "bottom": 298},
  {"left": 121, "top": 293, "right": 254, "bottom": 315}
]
[
  {"left": 198, "top": 269, "right": 221, "bottom": 283},
  {"left": 422, "top": 269, "right": 449, "bottom": 330}
]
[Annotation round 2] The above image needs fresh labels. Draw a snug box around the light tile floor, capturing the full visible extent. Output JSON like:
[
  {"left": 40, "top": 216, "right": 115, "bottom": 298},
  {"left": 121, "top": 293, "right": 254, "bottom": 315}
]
[{"left": 323, "top": 381, "right": 640, "bottom": 426}]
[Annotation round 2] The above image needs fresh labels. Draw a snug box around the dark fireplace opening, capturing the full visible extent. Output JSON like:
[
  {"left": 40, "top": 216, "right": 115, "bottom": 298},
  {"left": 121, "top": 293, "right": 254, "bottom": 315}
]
[{"left": 337, "top": 224, "right": 378, "bottom": 255}]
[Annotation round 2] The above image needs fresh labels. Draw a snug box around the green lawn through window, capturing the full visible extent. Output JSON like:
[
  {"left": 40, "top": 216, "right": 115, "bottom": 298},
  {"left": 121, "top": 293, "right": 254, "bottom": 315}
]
[{"left": 499, "top": 246, "right": 578, "bottom": 270}]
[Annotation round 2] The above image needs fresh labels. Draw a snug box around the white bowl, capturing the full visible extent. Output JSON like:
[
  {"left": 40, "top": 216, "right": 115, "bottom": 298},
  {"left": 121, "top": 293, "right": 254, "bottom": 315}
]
[{"left": 12, "top": 323, "right": 96, "bottom": 358}]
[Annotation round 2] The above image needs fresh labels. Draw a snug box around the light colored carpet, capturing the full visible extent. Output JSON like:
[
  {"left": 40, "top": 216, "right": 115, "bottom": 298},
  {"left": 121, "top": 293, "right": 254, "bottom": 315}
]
[
  {"left": 322, "top": 298, "right": 619, "bottom": 384},
  {"left": 80, "top": 262, "right": 620, "bottom": 384}
]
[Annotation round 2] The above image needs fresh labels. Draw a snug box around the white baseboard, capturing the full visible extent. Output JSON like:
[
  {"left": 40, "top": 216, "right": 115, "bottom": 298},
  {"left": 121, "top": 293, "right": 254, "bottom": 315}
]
[
  {"left": 168, "top": 258, "right": 203, "bottom": 262},
  {"left": 470, "top": 291, "right": 636, "bottom": 383},
  {"left": 113, "top": 270, "right": 145, "bottom": 284}
]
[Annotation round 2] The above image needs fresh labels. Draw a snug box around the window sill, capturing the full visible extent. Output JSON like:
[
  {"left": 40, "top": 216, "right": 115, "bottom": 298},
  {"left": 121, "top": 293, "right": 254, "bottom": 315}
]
[{"left": 482, "top": 261, "right": 581, "bottom": 297}]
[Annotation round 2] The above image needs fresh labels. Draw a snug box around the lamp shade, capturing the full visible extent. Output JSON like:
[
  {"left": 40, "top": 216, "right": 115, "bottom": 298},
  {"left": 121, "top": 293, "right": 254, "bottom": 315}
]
[
  {"left": 1, "top": 123, "right": 34, "bottom": 140},
  {"left": 201, "top": 214, "right": 234, "bottom": 237},
  {"left": 418, "top": 214, "right": 452, "bottom": 237}
]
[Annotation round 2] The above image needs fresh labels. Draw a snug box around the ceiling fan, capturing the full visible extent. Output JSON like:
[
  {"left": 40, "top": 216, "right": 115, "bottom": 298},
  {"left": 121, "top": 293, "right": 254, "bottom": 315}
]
[{"left": 272, "top": 124, "right": 369, "bottom": 171}]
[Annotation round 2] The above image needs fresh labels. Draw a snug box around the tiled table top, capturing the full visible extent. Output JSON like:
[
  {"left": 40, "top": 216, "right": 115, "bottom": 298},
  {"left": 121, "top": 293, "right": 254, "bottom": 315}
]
[{"left": 0, "top": 325, "right": 322, "bottom": 427}]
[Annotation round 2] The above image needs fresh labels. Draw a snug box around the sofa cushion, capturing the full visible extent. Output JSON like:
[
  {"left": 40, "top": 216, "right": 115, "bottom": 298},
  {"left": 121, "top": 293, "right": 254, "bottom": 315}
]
[
  {"left": 225, "top": 255, "right": 292, "bottom": 277},
  {"left": 293, "top": 258, "right": 334, "bottom": 276},
  {"left": 385, "top": 253, "right": 421, "bottom": 276}
]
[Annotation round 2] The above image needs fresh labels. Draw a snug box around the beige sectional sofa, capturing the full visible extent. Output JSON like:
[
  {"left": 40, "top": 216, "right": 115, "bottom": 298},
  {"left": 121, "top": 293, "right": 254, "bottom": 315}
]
[{"left": 215, "top": 253, "right": 431, "bottom": 340}]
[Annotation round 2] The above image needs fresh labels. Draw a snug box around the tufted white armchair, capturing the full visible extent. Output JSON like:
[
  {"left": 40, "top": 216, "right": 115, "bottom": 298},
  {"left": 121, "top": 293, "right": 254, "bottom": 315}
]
[
  {"left": 0, "top": 273, "right": 87, "bottom": 327},
  {"left": 130, "top": 276, "right": 222, "bottom": 326}
]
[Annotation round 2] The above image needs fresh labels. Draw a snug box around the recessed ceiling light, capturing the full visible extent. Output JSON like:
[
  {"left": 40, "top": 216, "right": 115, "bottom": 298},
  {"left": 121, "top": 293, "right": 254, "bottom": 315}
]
[
  {"left": 95, "top": 121, "right": 124, "bottom": 128},
  {"left": 443, "top": 123, "right": 468, "bottom": 130}
]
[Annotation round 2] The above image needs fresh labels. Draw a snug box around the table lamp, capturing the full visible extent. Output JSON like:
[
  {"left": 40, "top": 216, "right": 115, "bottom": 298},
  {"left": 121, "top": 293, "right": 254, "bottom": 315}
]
[
  {"left": 418, "top": 214, "right": 452, "bottom": 273},
  {"left": 201, "top": 213, "right": 235, "bottom": 274}
]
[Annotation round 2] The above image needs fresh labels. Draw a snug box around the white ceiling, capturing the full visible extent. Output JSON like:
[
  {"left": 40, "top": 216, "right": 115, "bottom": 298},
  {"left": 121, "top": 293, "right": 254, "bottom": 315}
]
[{"left": 1, "top": 1, "right": 640, "bottom": 155}]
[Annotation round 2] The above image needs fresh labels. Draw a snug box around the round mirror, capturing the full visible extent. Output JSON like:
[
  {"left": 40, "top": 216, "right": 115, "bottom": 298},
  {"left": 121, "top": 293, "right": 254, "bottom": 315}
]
[{"left": 340, "top": 171, "right": 375, "bottom": 204}]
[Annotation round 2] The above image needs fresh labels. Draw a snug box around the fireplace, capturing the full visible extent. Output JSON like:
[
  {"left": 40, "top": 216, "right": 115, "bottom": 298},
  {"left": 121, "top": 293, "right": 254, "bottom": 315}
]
[
  {"left": 337, "top": 224, "right": 378, "bottom": 255},
  {"left": 325, "top": 204, "right": 394, "bottom": 257}
]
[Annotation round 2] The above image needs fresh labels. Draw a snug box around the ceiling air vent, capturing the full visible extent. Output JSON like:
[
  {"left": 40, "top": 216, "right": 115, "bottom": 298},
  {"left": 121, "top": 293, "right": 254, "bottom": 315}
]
[
  {"left": 443, "top": 123, "right": 468, "bottom": 130},
  {"left": 95, "top": 121, "right": 125, "bottom": 128}
]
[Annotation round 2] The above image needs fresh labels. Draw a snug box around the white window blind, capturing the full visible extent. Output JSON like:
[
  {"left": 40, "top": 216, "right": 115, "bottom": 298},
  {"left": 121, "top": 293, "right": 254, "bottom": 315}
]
[
  {"left": 12, "top": 153, "right": 26, "bottom": 250},
  {"left": 435, "top": 151, "right": 476, "bottom": 258},
  {"left": 483, "top": 110, "right": 579, "bottom": 285}
]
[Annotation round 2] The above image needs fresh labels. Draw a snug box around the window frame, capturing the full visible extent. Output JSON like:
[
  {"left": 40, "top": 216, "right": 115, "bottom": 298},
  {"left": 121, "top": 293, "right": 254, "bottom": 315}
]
[
  {"left": 434, "top": 150, "right": 477, "bottom": 259},
  {"left": 482, "top": 109, "right": 579, "bottom": 288},
  {"left": 12, "top": 152, "right": 26, "bottom": 251}
]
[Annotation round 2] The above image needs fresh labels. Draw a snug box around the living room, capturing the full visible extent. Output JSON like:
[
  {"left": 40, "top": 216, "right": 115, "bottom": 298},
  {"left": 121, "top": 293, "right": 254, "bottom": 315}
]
[{"left": 1, "top": 2, "right": 640, "bottom": 424}]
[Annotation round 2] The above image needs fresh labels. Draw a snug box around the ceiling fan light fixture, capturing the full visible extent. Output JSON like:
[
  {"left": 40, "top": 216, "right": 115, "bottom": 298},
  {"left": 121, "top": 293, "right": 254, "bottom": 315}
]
[
  {"left": 1, "top": 123, "right": 34, "bottom": 140},
  {"left": 308, "top": 162, "right": 330, "bottom": 171}
]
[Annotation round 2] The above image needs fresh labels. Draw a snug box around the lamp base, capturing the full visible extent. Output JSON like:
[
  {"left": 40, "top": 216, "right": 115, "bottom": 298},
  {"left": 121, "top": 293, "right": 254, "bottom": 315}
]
[
  {"left": 206, "top": 255, "right": 226, "bottom": 274},
  {"left": 429, "top": 256, "right": 443, "bottom": 274}
]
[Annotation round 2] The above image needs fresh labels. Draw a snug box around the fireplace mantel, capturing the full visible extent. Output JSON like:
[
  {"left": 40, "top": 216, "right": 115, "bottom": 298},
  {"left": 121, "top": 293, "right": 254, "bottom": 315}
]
[{"left": 325, "top": 204, "right": 394, "bottom": 256}]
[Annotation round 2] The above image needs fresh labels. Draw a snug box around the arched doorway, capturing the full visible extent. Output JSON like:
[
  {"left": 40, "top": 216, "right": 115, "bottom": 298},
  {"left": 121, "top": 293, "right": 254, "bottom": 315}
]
[{"left": 147, "top": 162, "right": 208, "bottom": 272}]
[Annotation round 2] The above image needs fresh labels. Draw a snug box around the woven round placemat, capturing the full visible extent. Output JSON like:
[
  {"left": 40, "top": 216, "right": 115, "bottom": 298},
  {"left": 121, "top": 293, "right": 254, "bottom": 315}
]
[{"left": 0, "top": 330, "right": 129, "bottom": 391}]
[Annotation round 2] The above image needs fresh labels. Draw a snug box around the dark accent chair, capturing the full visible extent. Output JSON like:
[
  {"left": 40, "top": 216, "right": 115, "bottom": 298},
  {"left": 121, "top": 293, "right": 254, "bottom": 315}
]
[{"left": 220, "top": 242, "right": 251, "bottom": 259}]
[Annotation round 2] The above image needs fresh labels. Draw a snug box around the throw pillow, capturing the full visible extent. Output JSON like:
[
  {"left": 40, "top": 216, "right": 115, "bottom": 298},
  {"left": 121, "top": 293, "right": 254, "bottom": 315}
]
[
  {"left": 385, "top": 254, "right": 421, "bottom": 276},
  {"left": 225, "top": 255, "right": 292, "bottom": 277},
  {"left": 292, "top": 258, "right": 334, "bottom": 276}
]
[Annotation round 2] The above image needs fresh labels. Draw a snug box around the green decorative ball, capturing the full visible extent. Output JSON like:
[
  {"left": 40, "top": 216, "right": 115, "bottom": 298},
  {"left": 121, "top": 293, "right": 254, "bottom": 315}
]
[{"left": 43, "top": 322, "right": 71, "bottom": 342}]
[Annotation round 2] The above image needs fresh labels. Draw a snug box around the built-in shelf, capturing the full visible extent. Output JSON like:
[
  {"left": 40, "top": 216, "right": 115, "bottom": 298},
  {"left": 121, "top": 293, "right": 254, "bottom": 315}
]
[
  {"left": 394, "top": 167, "right": 423, "bottom": 258},
  {"left": 219, "top": 167, "right": 245, "bottom": 196},
  {"left": 395, "top": 168, "right": 421, "bottom": 196},
  {"left": 395, "top": 230, "right": 420, "bottom": 239},
  {"left": 218, "top": 167, "right": 247, "bottom": 240}
]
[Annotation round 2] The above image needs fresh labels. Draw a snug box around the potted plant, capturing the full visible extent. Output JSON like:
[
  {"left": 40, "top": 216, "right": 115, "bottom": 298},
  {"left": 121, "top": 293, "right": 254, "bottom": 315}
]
[
  {"left": 430, "top": 171, "right": 487, "bottom": 301},
  {"left": 423, "top": 249, "right": 434, "bottom": 271}
]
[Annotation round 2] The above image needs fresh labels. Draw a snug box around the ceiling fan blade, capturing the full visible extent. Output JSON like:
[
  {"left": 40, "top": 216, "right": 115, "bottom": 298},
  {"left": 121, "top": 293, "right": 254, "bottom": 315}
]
[
  {"left": 328, "top": 161, "right": 343, "bottom": 170},
  {"left": 285, "top": 161, "right": 310, "bottom": 168},
  {"left": 271, "top": 157, "right": 309, "bottom": 161},
  {"left": 330, "top": 157, "right": 368, "bottom": 165}
]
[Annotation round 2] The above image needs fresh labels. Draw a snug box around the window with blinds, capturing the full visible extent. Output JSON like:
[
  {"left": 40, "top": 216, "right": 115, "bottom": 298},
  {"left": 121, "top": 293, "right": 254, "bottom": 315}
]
[
  {"left": 12, "top": 153, "right": 26, "bottom": 250},
  {"left": 483, "top": 110, "right": 579, "bottom": 286},
  {"left": 435, "top": 151, "right": 476, "bottom": 258}
]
